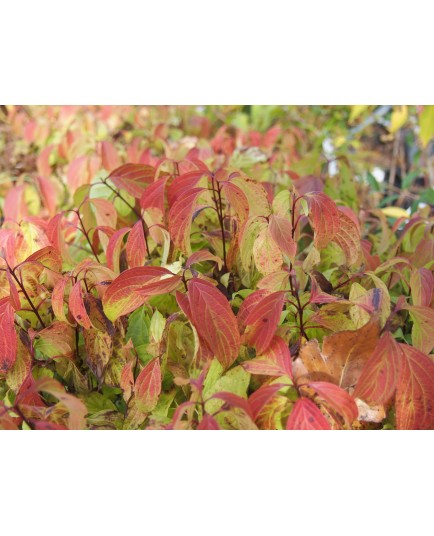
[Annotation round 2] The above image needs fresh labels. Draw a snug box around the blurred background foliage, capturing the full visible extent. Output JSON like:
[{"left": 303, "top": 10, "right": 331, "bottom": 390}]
[{"left": 1, "top": 104, "right": 433, "bottom": 218}]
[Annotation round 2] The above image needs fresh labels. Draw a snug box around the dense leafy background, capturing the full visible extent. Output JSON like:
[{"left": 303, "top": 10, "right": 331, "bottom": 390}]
[{"left": 0, "top": 105, "right": 433, "bottom": 430}]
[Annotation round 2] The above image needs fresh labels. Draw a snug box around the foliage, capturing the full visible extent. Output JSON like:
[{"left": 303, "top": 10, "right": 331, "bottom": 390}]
[{"left": 0, "top": 104, "right": 433, "bottom": 430}]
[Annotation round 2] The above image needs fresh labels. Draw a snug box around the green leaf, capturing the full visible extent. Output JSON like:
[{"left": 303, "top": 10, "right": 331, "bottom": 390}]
[
  {"left": 126, "top": 305, "right": 151, "bottom": 360},
  {"left": 366, "top": 171, "right": 380, "bottom": 192},
  {"left": 203, "top": 365, "right": 250, "bottom": 415}
]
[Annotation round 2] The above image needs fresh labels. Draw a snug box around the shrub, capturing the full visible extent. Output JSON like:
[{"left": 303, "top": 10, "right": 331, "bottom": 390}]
[{"left": 0, "top": 105, "right": 433, "bottom": 429}]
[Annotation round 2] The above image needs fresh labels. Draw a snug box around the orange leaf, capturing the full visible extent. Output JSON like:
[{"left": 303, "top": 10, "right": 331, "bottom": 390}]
[
  {"left": 306, "top": 192, "right": 340, "bottom": 250},
  {"left": 134, "top": 358, "right": 161, "bottom": 413},
  {"left": 333, "top": 211, "right": 362, "bottom": 265},
  {"left": 353, "top": 332, "right": 401, "bottom": 405},
  {"left": 51, "top": 276, "right": 70, "bottom": 323},
  {"left": 410, "top": 268, "right": 433, "bottom": 307},
  {"left": 186, "top": 250, "right": 223, "bottom": 270},
  {"left": 268, "top": 214, "right": 297, "bottom": 260},
  {"left": 297, "top": 319, "right": 380, "bottom": 389},
  {"left": 120, "top": 361, "right": 135, "bottom": 403},
  {"left": 221, "top": 182, "right": 249, "bottom": 223},
  {"left": 396, "top": 344, "right": 434, "bottom": 430}
]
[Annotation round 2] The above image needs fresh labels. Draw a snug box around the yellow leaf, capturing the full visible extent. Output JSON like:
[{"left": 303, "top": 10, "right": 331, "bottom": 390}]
[
  {"left": 253, "top": 227, "right": 283, "bottom": 275},
  {"left": 349, "top": 105, "right": 369, "bottom": 123},
  {"left": 334, "top": 135, "right": 347, "bottom": 148},
  {"left": 419, "top": 105, "right": 434, "bottom": 147},
  {"left": 390, "top": 105, "right": 408, "bottom": 133},
  {"left": 381, "top": 206, "right": 409, "bottom": 219}
]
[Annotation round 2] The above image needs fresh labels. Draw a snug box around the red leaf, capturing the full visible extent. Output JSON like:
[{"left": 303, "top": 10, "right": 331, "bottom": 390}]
[
  {"left": 0, "top": 401, "right": 19, "bottom": 430},
  {"left": 106, "top": 227, "right": 130, "bottom": 273},
  {"left": 33, "top": 421, "right": 68, "bottom": 430},
  {"left": 100, "top": 140, "right": 121, "bottom": 171},
  {"left": 168, "top": 170, "right": 209, "bottom": 206},
  {"left": 102, "top": 267, "right": 181, "bottom": 322},
  {"left": 126, "top": 221, "right": 147, "bottom": 268},
  {"left": 0, "top": 297, "right": 17, "bottom": 374},
  {"left": 6, "top": 270, "right": 21, "bottom": 311},
  {"left": 186, "top": 250, "right": 223, "bottom": 270},
  {"left": 46, "top": 213, "right": 70, "bottom": 262},
  {"left": 168, "top": 187, "right": 206, "bottom": 255},
  {"left": 3, "top": 185, "right": 27, "bottom": 221},
  {"left": 237, "top": 289, "right": 270, "bottom": 332},
  {"left": 211, "top": 392, "right": 254, "bottom": 420},
  {"left": 36, "top": 176, "right": 57, "bottom": 217},
  {"left": 353, "top": 332, "right": 401, "bottom": 405},
  {"left": 309, "top": 275, "right": 339, "bottom": 304},
  {"left": 169, "top": 400, "right": 197, "bottom": 429},
  {"left": 108, "top": 163, "right": 155, "bottom": 198},
  {"left": 197, "top": 414, "right": 220, "bottom": 430},
  {"left": 244, "top": 291, "right": 285, "bottom": 354},
  {"left": 268, "top": 215, "right": 297, "bottom": 260},
  {"left": 186, "top": 279, "right": 241, "bottom": 369},
  {"left": 67, "top": 155, "right": 99, "bottom": 192},
  {"left": 140, "top": 175, "right": 170, "bottom": 213},
  {"left": 286, "top": 397, "right": 331, "bottom": 430},
  {"left": 306, "top": 381, "right": 358, "bottom": 427},
  {"left": 242, "top": 335, "right": 293, "bottom": 378},
  {"left": 306, "top": 192, "right": 340, "bottom": 250},
  {"left": 396, "top": 344, "right": 434, "bottom": 430},
  {"left": 134, "top": 358, "right": 161, "bottom": 413},
  {"left": 249, "top": 383, "right": 287, "bottom": 420},
  {"left": 293, "top": 175, "right": 324, "bottom": 196},
  {"left": 69, "top": 281, "right": 92, "bottom": 329},
  {"left": 88, "top": 197, "right": 117, "bottom": 231}
]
